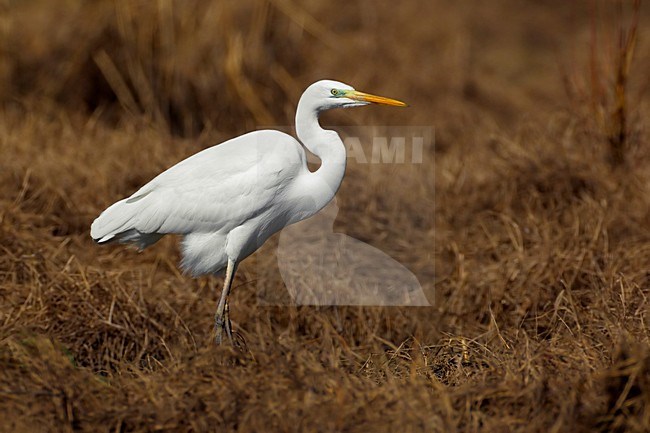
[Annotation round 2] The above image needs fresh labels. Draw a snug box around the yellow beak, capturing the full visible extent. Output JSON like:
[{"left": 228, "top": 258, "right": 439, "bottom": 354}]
[{"left": 346, "top": 90, "right": 407, "bottom": 107}]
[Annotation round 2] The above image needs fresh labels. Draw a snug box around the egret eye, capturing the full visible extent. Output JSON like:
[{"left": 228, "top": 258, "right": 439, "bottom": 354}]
[{"left": 331, "top": 89, "right": 339, "bottom": 96}]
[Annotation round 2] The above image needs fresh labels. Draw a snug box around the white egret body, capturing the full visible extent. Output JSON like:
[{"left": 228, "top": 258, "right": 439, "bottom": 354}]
[{"left": 91, "top": 80, "right": 406, "bottom": 344}]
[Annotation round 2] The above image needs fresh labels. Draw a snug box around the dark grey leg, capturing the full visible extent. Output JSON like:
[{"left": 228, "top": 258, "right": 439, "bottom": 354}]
[{"left": 224, "top": 300, "right": 233, "bottom": 343}]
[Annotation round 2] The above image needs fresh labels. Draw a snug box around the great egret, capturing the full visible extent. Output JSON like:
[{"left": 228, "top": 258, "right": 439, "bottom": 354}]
[{"left": 91, "top": 79, "right": 406, "bottom": 344}]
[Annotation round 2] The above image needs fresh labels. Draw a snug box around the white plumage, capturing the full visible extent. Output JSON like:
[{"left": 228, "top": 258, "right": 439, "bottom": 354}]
[
  {"left": 92, "top": 130, "right": 305, "bottom": 275},
  {"left": 91, "top": 79, "right": 406, "bottom": 344}
]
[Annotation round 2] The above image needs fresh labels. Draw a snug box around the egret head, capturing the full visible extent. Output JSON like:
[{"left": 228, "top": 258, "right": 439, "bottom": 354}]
[{"left": 305, "top": 79, "right": 407, "bottom": 111}]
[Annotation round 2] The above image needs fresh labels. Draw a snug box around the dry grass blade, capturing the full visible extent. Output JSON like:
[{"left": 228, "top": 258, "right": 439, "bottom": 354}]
[
  {"left": 93, "top": 49, "right": 140, "bottom": 117},
  {"left": 608, "top": 0, "right": 641, "bottom": 166},
  {"left": 269, "top": 0, "right": 341, "bottom": 49}
]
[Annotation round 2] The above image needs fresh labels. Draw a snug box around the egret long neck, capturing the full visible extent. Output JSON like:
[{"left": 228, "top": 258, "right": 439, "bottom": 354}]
[{"left": 295, "top": 97, "right": 347, "bottom": 211}]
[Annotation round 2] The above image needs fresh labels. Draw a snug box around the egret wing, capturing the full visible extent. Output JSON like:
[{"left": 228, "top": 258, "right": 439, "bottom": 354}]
[{"left": 91, "top": 130, "right": 305, "bottom": 243}]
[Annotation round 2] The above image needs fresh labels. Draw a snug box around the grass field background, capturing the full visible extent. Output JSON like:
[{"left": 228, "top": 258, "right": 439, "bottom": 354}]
[{"left": 1, "top": 1, "right": 649, "bottom": 431}]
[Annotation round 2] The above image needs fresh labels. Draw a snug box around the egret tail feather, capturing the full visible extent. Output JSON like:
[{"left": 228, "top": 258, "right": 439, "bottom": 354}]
[{"left": 90, "top": 197, "right": 164, "bottom": 250}]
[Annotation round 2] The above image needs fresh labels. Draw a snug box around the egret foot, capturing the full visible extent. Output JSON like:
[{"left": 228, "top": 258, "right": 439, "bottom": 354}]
[
  {"left": 214, "top": 259, "right": 236, "bottom": 345},
  {"left": 213, "top": 302, "right": 234, "bottom": 345}
]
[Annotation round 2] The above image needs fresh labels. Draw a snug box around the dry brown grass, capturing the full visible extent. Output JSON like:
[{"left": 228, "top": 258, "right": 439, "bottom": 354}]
[
  {"left": 562, "top": 0, "right": 643, "bottom": 167},
  {"left": 1, "top": 0, "right": 650, "bottom": 431}
]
